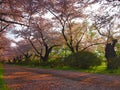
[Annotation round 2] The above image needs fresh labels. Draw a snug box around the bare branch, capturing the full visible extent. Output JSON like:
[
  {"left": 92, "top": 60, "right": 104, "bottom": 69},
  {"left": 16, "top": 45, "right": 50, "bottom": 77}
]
[
  {"left": 0, "top": 18, "right": 29, "bottom": 27},
  {"left": 80, "top": 42, "right": 105, "bottom": 52},
  {"left": 27, "top": 38, "right": 41, "bottom": 56},
  {"left": 0, "top": 24, "right": 10, "bottom": 32}
]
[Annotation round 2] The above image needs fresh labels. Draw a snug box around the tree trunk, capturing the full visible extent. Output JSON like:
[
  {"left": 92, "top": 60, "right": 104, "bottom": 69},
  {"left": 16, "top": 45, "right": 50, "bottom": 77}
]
[
  {"left": 69, "top": 46, "right": 75, "bottom": 53},
  {"left": 42, "top": 56, "right": 49, "bottom": 62},
  {"left": 40, "top": 45, "right": 57, "bottom": 62},
  {"left": 40, "top": 45, "right": 49, "bottom": 62},
  {"left": 105, "top": 39, "right": 117, "bottom": 69}
]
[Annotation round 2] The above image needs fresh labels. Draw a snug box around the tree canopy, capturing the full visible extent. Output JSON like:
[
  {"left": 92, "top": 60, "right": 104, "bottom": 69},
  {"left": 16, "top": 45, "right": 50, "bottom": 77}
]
[{"left": 0, "top": 0, "right": 120, "bottom": 69}]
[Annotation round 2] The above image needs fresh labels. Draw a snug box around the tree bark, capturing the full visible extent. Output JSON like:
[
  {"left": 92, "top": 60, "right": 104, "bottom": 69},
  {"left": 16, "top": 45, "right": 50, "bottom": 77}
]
[{"left": 105, "top": 39, "right": 117, "bottom": 69}]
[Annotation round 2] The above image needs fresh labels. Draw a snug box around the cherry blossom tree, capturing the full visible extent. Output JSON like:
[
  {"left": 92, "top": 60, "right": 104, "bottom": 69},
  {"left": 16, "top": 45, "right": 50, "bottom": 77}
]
[
  {"left": 13, "top": 40, "right": 33, "bottom": 62},
  {"left": 0, "top": 33, "right": 11, "bottom": 62},
  {"left": 86, "top": 0, "right": 120, "bottom": 69},
  {"left": 13, "top": 16, "right": 61, "bottom": 62},
  {"left": 42, "top": 0, "right": 101, "bottom": 53}
]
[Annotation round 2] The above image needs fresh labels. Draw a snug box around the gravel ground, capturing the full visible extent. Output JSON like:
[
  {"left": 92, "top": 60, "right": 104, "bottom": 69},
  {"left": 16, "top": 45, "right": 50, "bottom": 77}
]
[{"left": 3, "top": 64, "right": 120, "bottom": 90}]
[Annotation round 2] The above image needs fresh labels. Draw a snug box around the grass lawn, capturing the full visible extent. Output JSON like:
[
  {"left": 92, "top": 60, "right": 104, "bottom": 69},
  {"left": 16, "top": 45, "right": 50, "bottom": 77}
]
[
  {"left": 15, "top": 62, "right": 120, "bottom": 75},
  {"left": 54, "top": 63, "right": 120, "bottom": 75},
  {"left": 50, "top": 63, "right": 120, "bottom": 75},
  {"left": 0, "top": 63, "right": 7, "bottom": 90}
]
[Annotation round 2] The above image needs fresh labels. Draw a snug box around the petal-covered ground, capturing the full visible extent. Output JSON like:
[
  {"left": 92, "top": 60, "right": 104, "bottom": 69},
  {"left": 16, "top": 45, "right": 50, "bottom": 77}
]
[{"left": 3, "top": 64, "right": 120, "bottom": 90}]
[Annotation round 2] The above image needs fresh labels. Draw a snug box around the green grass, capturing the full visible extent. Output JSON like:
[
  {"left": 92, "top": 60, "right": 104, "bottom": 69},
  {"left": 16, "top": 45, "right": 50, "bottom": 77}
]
[
  {"left": 88, "top": 63, "right": 120, "bottom": 75},
  {"left": 14, "top": 62, "right": 120, "bottom": 75},
  {"left": 58, "top": 63, "right": 120, "bottom": 75},
  {"left": 0, "top": 63, "right": 7, "bottom": 90}
]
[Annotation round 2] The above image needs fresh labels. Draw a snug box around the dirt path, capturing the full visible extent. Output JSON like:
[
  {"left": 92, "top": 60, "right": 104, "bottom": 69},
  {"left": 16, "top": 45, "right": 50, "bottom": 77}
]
[{"left": 3, "top": 64, "right": 120, "bottom": 90}]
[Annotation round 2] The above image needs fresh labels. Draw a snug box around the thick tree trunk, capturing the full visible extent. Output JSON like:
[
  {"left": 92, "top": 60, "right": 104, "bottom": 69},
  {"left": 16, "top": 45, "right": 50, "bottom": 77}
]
[
  {"left": 40, "top": 53, "right": 49, "bottom": 63},
  {"left": 42, "top": 56, "right": 49, "bottom": 62},
  {"left": 105, "top": 39, "right": 117, "bottom": 69},
  {"left": 40, "top": 45, "right": 58, "bottom": 62},
  {"left": 40, "top": 46, "right": 50, "bottom": 62}
]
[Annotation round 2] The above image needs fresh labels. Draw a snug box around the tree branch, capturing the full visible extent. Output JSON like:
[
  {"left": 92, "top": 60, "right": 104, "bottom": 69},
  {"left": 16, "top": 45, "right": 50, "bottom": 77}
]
[
  {"left": 80, "top": 42, "right": 105, "bottom": 52},
  {"left": 0, "top": 18, "right": 29, "bottom": 27},
  {"left": 0, "top": 24, "right": 10, "bottom": 32},
  {"left": 76, "top": 28, "right": 87, "bottom": 52},
  {"left": 28, "top": 38, "right": 41, "bottom": 56}
]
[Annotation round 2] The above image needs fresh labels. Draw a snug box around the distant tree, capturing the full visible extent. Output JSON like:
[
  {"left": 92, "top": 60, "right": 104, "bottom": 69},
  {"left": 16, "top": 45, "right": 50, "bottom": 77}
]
[
  {"left": 13, "top": 17, "right": 61, "bottom": 62},
  {"left": 0, "top": 33, "right": 11, "bottom": 62},
  {"left": 13, "top": 40, "right": 33, "bottom": 62}
]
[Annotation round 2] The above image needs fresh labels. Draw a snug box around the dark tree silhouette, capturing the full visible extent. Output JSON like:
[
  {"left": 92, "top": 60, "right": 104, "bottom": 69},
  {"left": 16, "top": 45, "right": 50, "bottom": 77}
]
[{"left": 105, "top": 39, "right": 118, "bottom": 69}]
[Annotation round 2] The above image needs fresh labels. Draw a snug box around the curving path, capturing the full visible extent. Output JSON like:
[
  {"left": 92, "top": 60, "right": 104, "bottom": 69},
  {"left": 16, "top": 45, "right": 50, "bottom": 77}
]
[{"left": 3, "top": 64, "right": 120, "bottom": 90}]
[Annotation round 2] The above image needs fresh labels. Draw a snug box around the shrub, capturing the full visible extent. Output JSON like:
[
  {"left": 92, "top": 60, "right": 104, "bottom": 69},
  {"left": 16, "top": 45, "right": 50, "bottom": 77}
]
[
  {"left": 109, "top": 56, "right": 120, "bottom": 69},
  {"left": 39, "top": 61, "right": 51, "bottom": 66},
  {"left": 64, "top": 51, "right": 102, "bottom": 69},
  {"left": 49, "top": 57, "right": 64, "bottom": 68},
  {"left": 29, "top": 59, "right": 40, "bottom": 66},
  {"left": 39, "top": 57, "right": 64, "bottom": 68}
]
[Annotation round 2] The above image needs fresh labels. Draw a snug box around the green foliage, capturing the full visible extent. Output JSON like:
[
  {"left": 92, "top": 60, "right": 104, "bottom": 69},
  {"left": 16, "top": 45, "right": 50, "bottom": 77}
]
[
  {"left": 37, "top": 57, "right": 64, "bottom": 68},
  {"left": 64, "top": 51, "right": 102, "bottom": 69},
  {"left": 50, "top": 47, "right": 71, "bottom": 58},
  {"left": 116, "top": 43, "right": 120, "bottom": 56},
  {"left": 28, "top": 59, "right": 40, "bottom": 67},
  {"left": 14, "top": 59, "right": 40, "bottom": 68},
  {"left": 108, "top": 56, "right": 120, "bottom": 69},
  {"left": 94, "top": 50, "right": 106, "bottom": 61},
  {"left": 39, "top": 61, "right": 51, "bottom": 66},
  {"left": 116, "top": 51, "right": 120, "bottom": 56},
  {"left": 48, "top": 57, "right": 64, "bottom": 68},
  {"left": 0, "top": 63, "right": 7, "bottom": 90}
]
